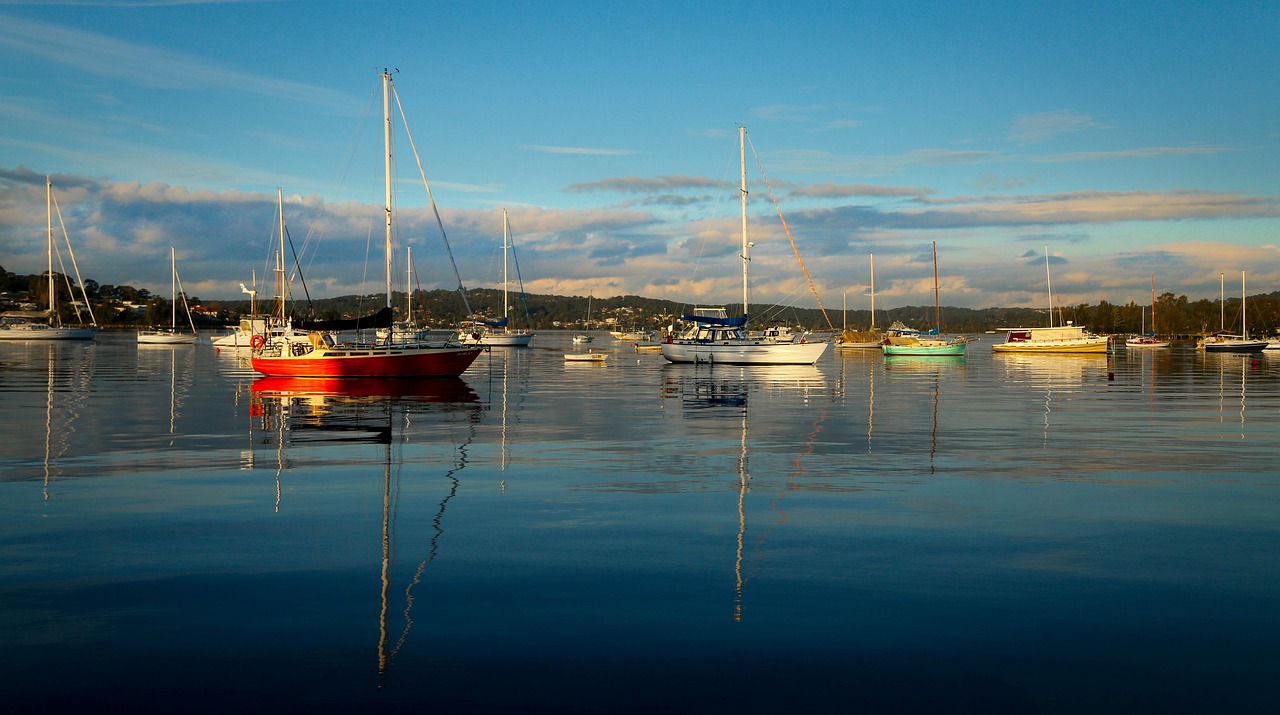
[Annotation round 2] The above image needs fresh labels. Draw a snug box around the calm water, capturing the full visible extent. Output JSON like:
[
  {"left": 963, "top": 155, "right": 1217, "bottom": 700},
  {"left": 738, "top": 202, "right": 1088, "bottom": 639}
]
[{"left": 2, "top": 332, "right": 1277, "bottom": 713}]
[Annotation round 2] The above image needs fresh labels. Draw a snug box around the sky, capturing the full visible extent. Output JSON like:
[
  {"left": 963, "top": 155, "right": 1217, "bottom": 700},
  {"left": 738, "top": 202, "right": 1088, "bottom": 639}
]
[{"left": 1, "top": 0, "right": 1278, "bottom": 319}]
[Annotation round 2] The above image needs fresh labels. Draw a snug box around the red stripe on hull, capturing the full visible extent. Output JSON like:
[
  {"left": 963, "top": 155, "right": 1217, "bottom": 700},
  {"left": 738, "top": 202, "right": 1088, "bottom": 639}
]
[{"left": 251, "top": 347, "right": 482, "bottom": 378}]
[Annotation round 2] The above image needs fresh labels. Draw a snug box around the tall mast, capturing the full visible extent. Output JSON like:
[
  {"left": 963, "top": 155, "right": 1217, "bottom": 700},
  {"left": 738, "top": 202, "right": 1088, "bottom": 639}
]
[
  {"left": 1242, "top": 271, "right": 1248, "bottom": 339},
  {"left": 46, "top": 177, "right": 54, "bottom": 319},
  {"left": 870, "top": 253, "right": 876, "bottom": 330},
  {"left": 739, "top": 126, "right": 749, "bottom": 320},
  {"left": 275, "top": 188, "right": 285, "bottom": 319},
  {"left": 406, "top": 246, "right": 413, "bottom": 324},
  {"left": 932, "top": 241, "right": 940, "bottom": 332},
  {"left": 1044, "top": 246, "right": 1053, "bottom": 328},
  {"left": 382, "top": 70, "right": 394, "bottom": 310},
  {"left": 170, "top": 246, "right": 177, "bottom": 329},
  {"left": 1150, "top": 274, "right": 1156, "bottom": 336},
  {"left": 502, "top": 209, "right": 510, "bottom": 324},
  {"left": 1219, "top": 272, "right": 1224, "bottom": 331}
]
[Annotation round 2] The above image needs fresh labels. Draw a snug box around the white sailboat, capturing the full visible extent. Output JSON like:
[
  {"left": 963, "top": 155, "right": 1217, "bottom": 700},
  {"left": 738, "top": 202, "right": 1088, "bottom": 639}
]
[
  {"left": 660, "top": 127, "right": 829, "bottom": 365},
  {"left": 0, "top": 177, "right": 98, "bottom": 341},
  {"left": 459, "top": 210, "right": 534, "bottom": 347},
  {"left": 573, "top": 294, "right": 594, "bottom": 344},
  {"left": 1198, "top": 271, "right": 1267, "bottom": 352},
  {"left": 138, "top": 246, "right": 198, "bottom": 344}
]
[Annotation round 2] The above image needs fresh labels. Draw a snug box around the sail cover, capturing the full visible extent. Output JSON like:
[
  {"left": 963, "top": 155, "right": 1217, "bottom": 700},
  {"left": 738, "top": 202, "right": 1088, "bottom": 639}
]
[
  {"left": 682, "top": 313, "right": 748, "bottom": 328},
  {"left": 295, "top": 306, "right": 394, "bottom": 331}
]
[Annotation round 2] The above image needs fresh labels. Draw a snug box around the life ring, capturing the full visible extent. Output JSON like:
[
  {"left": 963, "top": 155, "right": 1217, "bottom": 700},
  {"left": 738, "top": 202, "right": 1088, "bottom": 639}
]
[{"left": 249, "top": 334, "right": 266, "bottom": 350}]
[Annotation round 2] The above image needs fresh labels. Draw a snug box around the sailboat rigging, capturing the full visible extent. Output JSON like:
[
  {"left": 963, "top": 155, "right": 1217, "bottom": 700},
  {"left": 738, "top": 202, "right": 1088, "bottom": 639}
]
[
  {"left": 250, "top": 70, "right": 483, "bottom": 378},
  {"left": 881, "top": 242, "right": 967, "bottom": 356},
  {"left": 660, "top": 127, "right": 828, "bottom": 365},
  {"left": 0, "top": 177, "right": 98, "bottom": 341},
  {"left": 1126, "top": 274, "right": 1170, "bottom": 349},
  {"left": 138, "top": 247, "right": 199, "bottom": 344},
  {"left": 459, "top": 209, "right": 534, "bottom": 347},
  {"left": 836, "top": 254, "right": 882, "bottom": 350},
  {"left": 1197, "top": 271, "right": 1267, "bottom": 352}
]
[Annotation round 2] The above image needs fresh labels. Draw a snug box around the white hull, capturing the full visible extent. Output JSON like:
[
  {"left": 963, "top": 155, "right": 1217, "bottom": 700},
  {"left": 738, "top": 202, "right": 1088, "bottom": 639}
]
[
  {"left": 1125, "top": 337, "right": 1170, "bottom": 349},
  {"left": 0, "top": 324, "right": 97, "bottom": 341},
  {"left": 138, "top": 330, "right": 197, "bottom": 344},
  {"left": 660, "top": 340, "right": 828, "bottom": 365},
  {"left": 459, "top": 330, "right": 533, "bottom": 347}
]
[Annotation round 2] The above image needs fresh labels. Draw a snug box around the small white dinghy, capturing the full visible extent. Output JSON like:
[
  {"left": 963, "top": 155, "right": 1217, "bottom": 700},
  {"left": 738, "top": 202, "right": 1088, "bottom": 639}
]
[{"left": 564, "top": 351, "right": 607, "bottom": 363}]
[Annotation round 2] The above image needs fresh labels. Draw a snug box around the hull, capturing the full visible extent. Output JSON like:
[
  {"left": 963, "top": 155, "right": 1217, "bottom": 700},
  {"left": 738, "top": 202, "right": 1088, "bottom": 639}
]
[
  {"left": 0, "top": 324, "right": 97, "bottom": 341},
  {"left": 1125, "top": 338, "right": 1170, "bottom": 349},
  {"left": 992, "top": 327, "right": 1109, "bottom": 354},
  {"left": 564, "top": 353, "right": 607, "bottom": 362},
  {"left": 837, "top": 339, "right": 882, "bottom": 349},
  {"left": 1203, "top": 340, "right": 1267, "bottom": 353},
  {"left": 138, "top": 331, "right": 198, "bottom": 345},
  {"left": 252, "top": 345, "right": 482, "bottom": 378},
  {"left": 882, "top": 342, "right": 967, "bottom": 356},
  {"left": 992, "top": 339, "right": 1109, "bottom": 354},
  {"left": 459, "top": 331, "right": 533, "bottom": 347},
  {"left": 660, "top": 340, "right": 828, "bottom": 365}
]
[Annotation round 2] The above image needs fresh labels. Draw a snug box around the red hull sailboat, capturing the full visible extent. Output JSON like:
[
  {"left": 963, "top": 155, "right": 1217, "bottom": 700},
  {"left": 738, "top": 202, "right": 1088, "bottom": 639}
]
[{"left": 252, "top": 71, "right": 482, "bottom": 379}]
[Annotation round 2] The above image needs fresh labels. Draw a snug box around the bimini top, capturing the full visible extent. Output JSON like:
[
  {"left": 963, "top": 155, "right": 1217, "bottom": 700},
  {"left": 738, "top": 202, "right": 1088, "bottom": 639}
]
[{"left": 682, "top": 313, "right": 748, "bottom": 328}]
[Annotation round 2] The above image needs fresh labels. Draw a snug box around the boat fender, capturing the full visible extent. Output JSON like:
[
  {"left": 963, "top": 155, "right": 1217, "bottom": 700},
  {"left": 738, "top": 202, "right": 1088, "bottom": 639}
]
[
  {"left": 666, "top": 335, "right": 673, "bottom": 343},
  {"left": 250, "top": 334, "right": 266, "bottom": 350},
  {"left": 472, "top": 332, "right": 481, "bottom": 341}
]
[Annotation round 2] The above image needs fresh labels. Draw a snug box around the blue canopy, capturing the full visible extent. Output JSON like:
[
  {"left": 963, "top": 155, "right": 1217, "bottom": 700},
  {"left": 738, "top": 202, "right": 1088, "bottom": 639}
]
[
  {"left": 682, "top": 313, "right": 748, "bottom": 328},
  {"left": 477, "top": 316, "right": 509, "bottom": 328}
]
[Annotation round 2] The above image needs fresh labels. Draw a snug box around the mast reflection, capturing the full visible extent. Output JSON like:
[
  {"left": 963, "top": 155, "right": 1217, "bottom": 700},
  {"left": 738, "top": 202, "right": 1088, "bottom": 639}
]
[
  {"left": 248, "top": 376, "right": 481, "bottom": 685},
  {"left": 664, "top": 364, "right": 828, "bottom": 623}
]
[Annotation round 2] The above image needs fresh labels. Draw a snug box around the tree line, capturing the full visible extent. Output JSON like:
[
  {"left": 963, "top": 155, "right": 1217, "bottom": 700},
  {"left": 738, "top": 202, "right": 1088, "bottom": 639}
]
[{"left": 4, "top": 265, "right": 1279, "bottom": 337}]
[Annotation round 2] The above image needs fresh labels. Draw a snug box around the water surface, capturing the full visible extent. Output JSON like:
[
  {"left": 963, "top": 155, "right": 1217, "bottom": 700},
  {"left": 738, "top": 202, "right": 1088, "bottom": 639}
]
[{"left": 2, "top": 334, "right": 1277, "bottom": 712}]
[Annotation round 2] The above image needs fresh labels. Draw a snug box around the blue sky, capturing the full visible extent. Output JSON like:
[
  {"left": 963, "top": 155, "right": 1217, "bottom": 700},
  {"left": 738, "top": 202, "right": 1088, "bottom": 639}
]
[{"left": 1, "top": 0, "right": 1277, "bottom": 317}]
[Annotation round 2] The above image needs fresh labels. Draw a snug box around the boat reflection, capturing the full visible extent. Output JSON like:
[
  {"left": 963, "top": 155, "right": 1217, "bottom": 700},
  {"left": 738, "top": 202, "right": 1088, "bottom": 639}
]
[
  {"left": 663, "top": 367, "right": 831, "bottom": 623},
  {"left": 882, "top": 355, "right": 962, "bottom": 473},
  {"left": 248, "top": 375, "right": 481, "bottom": 687},
  {"left": 251, "top": 376, "right": 479, "bottom": 403}
]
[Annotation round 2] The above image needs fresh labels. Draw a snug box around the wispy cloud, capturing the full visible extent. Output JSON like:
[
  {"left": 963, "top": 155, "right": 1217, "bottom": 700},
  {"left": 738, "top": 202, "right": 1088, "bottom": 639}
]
[
  {"left": 1009, "top": 110, "right": 1109, "bottom": 144},
  {"left": 1038, "top": 145, "right": 1234, "bottom": 162},
  {"left": 522, "top": 144, "right": 637, "bottom": 156},
  {"left": 751, "top": 104, "right": 826, "bottom": 122},
  {"left": 0, "top": 14, "right": 351, "bottom": 108},
  {"left": 567, "top": 175, "right": 718, "bottom": 194},
  {"left": 785, "top": 181, "right": 930, "bottom": 199}
]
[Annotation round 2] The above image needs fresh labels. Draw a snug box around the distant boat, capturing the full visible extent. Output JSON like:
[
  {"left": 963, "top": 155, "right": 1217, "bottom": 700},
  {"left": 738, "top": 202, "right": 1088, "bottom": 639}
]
[
  {"left": 138, "top": 247, "right": 198, "bottom": 345},
  {"left": 660, "top": 127, "right": 828, "bottom": 366},
  {"left": 574, "top": 294, "right": 594, "bottom": 344},
  {"left": 992, "top": 248, "right": 1109, "bottom": 354},
  {"left": 611, "top": 328, "right": 653, "bottom": 341},
  {"left": 564, "top": 351, "right": 607, "bottom": 362},
  {"left": 0, "top": 177, "right": 98, "bottom": 341},
  {"left": 1126, "top": 274, "right": 1170, "bottom": 349},
  {"left": 881, "top": 242, "right": 967, "bottom": 357},
  {"left": 1197, "top": 271, "right": 1267, "bottom": 353},
  {"left": 250, "top": 71, "right": 483, "bottom": 378},
  {"left": 458, "top": 210, "right": 534, "bottom": 347},
  {"left": 212, "top": 196, "right": 315, "bottom": 349},
  {"left": 836, "top": 254, "right": 883, "bottom": 349}
]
